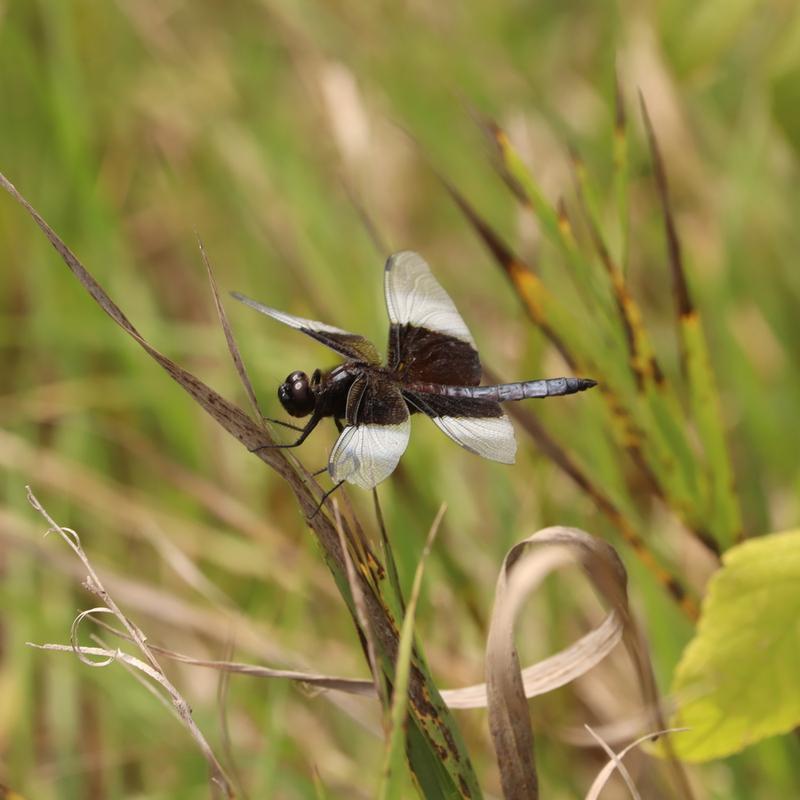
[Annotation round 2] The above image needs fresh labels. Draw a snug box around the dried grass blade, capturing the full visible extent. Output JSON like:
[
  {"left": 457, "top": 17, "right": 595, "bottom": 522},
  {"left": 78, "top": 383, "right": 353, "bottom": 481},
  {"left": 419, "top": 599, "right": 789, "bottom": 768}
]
[
  {"left": 584, "top": 727, "right": 689, "bottom": 800},
  {"left": 139, "top": 650, "right": 376, "bottom": 694},
  {"left": 485, "top": 529, "right": 618, "bottom": 799},
  {"left": 443, "top": 610, "right": 621, "bottom": 709},
  {"left": 26, "top": 491, "right": 234, "bottom": 798},
  {"left": 585, "top": 724, "right": 641, "bottom": 800},
  {"left": 485, "top": 526, "right": 691, "bottom": 800},
  {"left": 198, "top": 235, "right": 266, "bottom": 426}
]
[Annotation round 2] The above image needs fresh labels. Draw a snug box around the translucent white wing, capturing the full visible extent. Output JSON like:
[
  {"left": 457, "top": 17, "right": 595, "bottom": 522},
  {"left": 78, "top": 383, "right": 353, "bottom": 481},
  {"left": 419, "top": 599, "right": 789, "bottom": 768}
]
[
  {"left": 384, "top": 251, "right": 476, "bottom": 346},
  {"left": 328, "top": 418, "right": 411, "bottom": 489},
  {"left": 231, "top": 292, "right": 380, "bottom": 363},
  {"left": 402, "top": 390, "right": 516, "bottom": 464},
  {"left": 431, "top": 413, "right": 516, "bottom": 464}
]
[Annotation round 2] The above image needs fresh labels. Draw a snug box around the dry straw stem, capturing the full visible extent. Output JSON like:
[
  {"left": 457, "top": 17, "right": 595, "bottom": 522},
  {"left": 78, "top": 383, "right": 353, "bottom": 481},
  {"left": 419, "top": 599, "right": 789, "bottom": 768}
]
[
  {"left": 584, "top": 726, "right": 690, "bottom": 800},
  {"left": 25, "top": 488, "right": 234, "bottom": 799},
  {"left": 198, "top": 234, "right": 266, "bottom": 426},
  {"left": 0, "top": 505, "right": 376, "bottom": 733},
  {"left": 584, "top": 724, "right": 641, "bottom": 800}
]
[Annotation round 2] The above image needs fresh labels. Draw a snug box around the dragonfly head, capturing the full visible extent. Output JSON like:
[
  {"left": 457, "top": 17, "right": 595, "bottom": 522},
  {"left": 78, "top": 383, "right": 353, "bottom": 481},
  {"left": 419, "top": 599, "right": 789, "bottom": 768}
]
[{"left": 278, "top": 370, "right": 316, "bottom": 417}]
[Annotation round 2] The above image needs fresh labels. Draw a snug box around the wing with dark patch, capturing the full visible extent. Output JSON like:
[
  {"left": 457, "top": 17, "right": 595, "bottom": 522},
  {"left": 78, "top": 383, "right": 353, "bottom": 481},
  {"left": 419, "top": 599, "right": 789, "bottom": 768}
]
[
  {"left": 232, "top": 292, "right": 380, "bottom": 363},
  {"left": 403, "top": 390, "right": 516, "bottom": 464},
  {"left": 384, "top": 251, "right": 482, "bottom": 385},
  {"left": 328, "top": 376, "right": 411, "bottom": 489},
  {"left": 388, "top": 323, "right": 482, "bottom": 385}
]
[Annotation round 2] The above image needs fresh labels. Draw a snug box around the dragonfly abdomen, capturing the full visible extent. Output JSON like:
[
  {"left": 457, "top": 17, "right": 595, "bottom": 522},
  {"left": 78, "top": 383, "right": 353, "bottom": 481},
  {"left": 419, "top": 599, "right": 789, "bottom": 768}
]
[{"left": 408, "top": 377, "right": 596, "bottom": 402}]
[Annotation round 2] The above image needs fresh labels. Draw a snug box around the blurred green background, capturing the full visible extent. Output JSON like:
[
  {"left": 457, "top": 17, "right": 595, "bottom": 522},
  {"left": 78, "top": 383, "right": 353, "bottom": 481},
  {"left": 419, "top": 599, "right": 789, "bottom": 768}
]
[{"left": 2, "top": 1, "right": 799, "bottom": 798}]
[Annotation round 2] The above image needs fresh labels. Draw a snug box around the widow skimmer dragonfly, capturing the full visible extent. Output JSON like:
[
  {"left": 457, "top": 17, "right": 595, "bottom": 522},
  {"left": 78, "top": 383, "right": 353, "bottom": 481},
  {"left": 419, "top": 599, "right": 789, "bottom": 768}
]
[{"left": 233, "top": 251, "right": 595, "bottom": 490}]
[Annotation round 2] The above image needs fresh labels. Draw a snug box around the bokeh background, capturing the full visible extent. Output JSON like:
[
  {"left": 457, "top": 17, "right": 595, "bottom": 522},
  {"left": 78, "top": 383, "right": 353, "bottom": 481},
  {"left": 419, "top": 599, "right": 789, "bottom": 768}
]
[{"left": 2, "top": 1, "right": 799, "bottom": 798}]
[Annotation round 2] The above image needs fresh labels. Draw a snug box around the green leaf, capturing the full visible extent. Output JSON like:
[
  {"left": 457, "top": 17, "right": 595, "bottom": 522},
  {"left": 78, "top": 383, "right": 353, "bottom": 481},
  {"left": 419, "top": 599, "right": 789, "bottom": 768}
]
[{"left": 669, "top": 529, "right": 800, "bottom": 761}]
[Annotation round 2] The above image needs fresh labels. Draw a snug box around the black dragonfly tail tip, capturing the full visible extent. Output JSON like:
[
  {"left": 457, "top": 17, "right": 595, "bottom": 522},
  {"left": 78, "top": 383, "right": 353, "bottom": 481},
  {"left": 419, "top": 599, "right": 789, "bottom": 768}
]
[{"left": 577, "top": 378, "right": 598, "bottom": 392}]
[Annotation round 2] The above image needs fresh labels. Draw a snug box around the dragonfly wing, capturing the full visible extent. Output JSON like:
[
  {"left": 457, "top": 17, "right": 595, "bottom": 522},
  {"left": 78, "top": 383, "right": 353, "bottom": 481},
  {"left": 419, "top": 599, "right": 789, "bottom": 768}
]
[
  {"left": 403, "top": 390, "right": 516, "bottom": 464},
  {"left": 232, "top": 292, "right": 380, "bottom": 363},
  {"left": 384, "top": 251, "right": 481, "bottom": 385},
  {"left": 328, "top": 379, "right": 411, "bottom": 488}
]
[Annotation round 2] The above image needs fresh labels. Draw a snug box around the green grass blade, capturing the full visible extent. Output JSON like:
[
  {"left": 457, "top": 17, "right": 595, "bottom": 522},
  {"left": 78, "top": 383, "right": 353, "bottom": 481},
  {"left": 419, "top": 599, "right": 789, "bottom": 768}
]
[
  {"left": 613, "top": 75, "right": 631, "bottom": 274},
  {"left": 681, "top": 313, "right": 742, "bottom": 547},
  {"left": 379, "top": 506, "right": 446, "bottom": 800},
  {"left": 640, "top": 95, "right": 743, "bottom": 548}
]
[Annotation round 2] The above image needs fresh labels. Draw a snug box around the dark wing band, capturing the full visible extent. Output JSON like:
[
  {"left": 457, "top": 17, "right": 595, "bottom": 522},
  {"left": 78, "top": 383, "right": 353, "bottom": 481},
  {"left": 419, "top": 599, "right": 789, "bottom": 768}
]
[
  {"left": 232, "top": 292, "right": 380, "bottom": 363},
  {"left": 384, "top": 252, "right": 481, "bottom": 385}
]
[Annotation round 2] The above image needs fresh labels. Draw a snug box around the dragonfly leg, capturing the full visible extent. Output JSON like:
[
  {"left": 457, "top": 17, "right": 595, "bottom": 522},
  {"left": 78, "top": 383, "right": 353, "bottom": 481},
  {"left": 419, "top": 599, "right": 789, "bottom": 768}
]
[
  {"left": 249, "top": 413, "right": 321, "bottom": 453},
  {"left": 263, "top": 416, "right": 304, "bottom": 432},
  {"left": 310, "top": 480, "right": 345, "bottom": 519}
]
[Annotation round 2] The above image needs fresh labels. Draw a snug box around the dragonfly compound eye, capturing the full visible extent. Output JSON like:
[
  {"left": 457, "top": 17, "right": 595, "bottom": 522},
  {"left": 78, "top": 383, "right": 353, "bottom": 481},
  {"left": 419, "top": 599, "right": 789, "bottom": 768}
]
[{"left": 279, "top": 371, "right": 315, "bottom": 417}]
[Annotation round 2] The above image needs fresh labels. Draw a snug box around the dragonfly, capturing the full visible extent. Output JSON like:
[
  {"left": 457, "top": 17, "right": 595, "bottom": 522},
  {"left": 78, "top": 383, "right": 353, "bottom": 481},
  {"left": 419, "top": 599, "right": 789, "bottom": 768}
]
[{"left": 233, "top": 251, "right": 595, "bottom": 491}]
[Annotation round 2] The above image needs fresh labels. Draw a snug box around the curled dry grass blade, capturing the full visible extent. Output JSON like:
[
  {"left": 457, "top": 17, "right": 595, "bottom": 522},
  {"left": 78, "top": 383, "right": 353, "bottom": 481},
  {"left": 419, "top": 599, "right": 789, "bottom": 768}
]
[
  {"left": 584, "top": 724, "right": 641, "bottom": 800},
  {"left": 25, "top": 489, "right": 234, "bottom": 798},
  {"left": 50, "top": 573, "right": 619, "bottom": 714},
  {"left": 484, "top": 526, "right": 693, "bottom": 800},
  {"left": 0, "top": 170, "right": 482, "bottom": 799}
]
